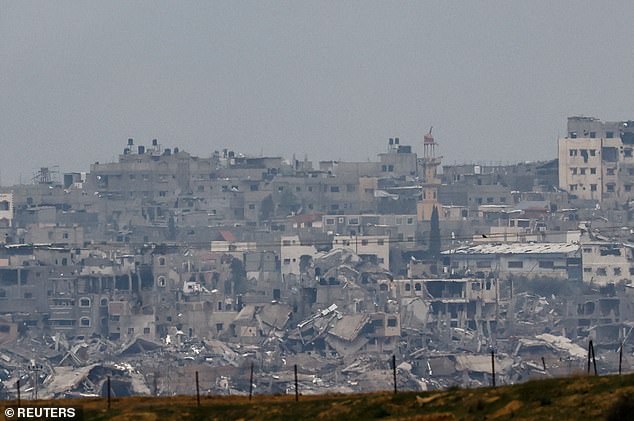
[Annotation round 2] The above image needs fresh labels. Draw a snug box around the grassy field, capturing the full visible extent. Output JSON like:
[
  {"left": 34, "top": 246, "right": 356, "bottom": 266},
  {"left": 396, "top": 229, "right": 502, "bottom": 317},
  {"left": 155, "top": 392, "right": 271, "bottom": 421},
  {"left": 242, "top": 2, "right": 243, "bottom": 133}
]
[{"left": 3, "top": 373, "right": 634, "bottom": 420}]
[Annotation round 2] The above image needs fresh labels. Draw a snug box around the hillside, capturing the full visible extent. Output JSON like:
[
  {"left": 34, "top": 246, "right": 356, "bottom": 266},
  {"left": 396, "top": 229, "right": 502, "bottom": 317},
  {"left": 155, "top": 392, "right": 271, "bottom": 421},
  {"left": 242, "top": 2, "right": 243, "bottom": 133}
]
[{"left": 3, "top": 373, "right": 634, "bottom": 420}]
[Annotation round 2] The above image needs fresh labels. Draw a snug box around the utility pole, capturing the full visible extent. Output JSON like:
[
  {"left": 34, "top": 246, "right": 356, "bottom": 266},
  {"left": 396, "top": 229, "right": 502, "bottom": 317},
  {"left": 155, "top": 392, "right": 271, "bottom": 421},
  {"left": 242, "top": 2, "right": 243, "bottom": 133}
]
[{"left": 27, "top": 364, "right": 43, "bottom": 400}]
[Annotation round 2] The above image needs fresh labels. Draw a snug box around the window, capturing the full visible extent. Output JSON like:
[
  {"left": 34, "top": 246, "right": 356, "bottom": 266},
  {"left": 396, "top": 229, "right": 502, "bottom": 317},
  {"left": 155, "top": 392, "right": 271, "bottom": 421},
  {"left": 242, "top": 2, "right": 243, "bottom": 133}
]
[
  {"left": 79, "top": 298, "right": 91, "bottom": 308},
  {"left": 407, "top": 217, "right": 414, "bottom": 225},
  {"left": 347, "top": 185, "right": 355, "bottom": 192},
  {"left": 377, "top": 239, "right": 385, "bottom": 246},
  {"left": 614, "top": 267, "right": 622, "bottom": 276},
  {"left": 539, "top": 261, "right": 554, "bottom": 269},
  {"left": 590, "top": 149, "right": 596, "bottom": 156},
  {"left": 584, "top": 267, "right": 592, "bottom": 273},
  {"left": 144, "top": 327, "right": 151, "bottom": 334},
  {"left": 569, "top": 149, "right": 577, "bottom": 157},
  {"left": 583, "top": 247, "right": 593, "bottom": 253},
  {"left": 626, "top": 149, "right": 633, "bottom": 158},
  {"left": 597, "top": 268, "right": 607, "bottom": 276},
  {"left": 476, "top": 261, "right": 491, "bottom": 268},
  {"left": 405, "top": 283, "right": 411, "bottom": 291},
  {"left": 590, "top": 168, "right": 596, "bottom": 175},
  {"left": 100, "top": 298, "right": 108, "bottom": 307},
  {"left": 330, "top": 186, "right": 340, "bottom": 192},
  {"left": 414, "top": 283, "right": 421, "bottom": 291},
  {"left": 361, "top": 239, "right": 368, "bottom": 246},
  {"left": 603, "top": 147, "right": 618, "bottom": 162},
  {"left": 590, "top": 184, "right": 597, "bottom": 192},
  {"left": 387, "top": 318, "right": 397, "bottom": 327},
  {"left": 569, "top": 184, "right": 578, "bottom": 191},
  {"left": 626, "top": 185, "right": 632, "bottom": 192},
  {"left": 216, "top": 323, "right": 224, "bottom": 332},
  {"left": 579, "top": 168, "right": 586, "bottom": 175},
  {"left": 571, "top": 168, "right": 577, "bottom": 175},
  {"left": 80, "top": 317, "right": 91, "bottom": 327},
  {"left": 248, "top": 204, "right": 255, "bottom": 210},
  {"left": 607, "top": 168, "right": 616, "bottom": 176},
  {"left": 157, "top": 276, "right": 166, "bottom": 287},
  {"left": 606, "top": 184, "right": 615, "bottom": 193},
  {"left": 128, "top": 328, "right": 134, "bottom": 334},
  {"left": 590, "top": 132, "right": 596, "bottom": 138},
  {"left": 508, "top": 261, "right": 524, "bottom": 269},
  {"left": 159, "top": 257, "right": 166, "bottom": 266},
  {"left": 326, "top": 218, "right": 335, "bottom": 225}
]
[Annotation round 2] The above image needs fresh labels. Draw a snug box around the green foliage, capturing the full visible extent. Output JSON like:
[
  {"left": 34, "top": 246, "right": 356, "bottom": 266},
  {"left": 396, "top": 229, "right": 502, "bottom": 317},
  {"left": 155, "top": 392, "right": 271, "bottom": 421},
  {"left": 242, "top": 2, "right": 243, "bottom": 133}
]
[
  {"left": 230, "top": 257, "right": 248, "bottom": 295},
  {"left": 259, "top": 195, "right": 274, "bottom": 221},
  {"left": 278, "top": 190, "right": 300, "bottom": 215}
]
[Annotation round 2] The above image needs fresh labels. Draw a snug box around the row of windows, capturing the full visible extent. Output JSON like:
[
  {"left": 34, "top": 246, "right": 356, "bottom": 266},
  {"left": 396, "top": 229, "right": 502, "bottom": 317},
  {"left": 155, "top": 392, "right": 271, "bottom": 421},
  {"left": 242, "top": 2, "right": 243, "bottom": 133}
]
[
  {"left": 325, "top": 217, "right": 414, "bottom": 225},
  {"left": 569, "top": 148, "right": 597, "bottom": 157},
  {"left": 570, "top": 167, "right": 597, "bottom": 175},
  {"left": 472, "top": 197, "right": 507, "bottom": 204},
  {"left": 507, "top": 260, "right": 557, "bottom": 269},
  {"left": 569, "top": 184, "right": 598, "bottom": 192},
  {"left": 584, "top": 267, "right": 634, "bottom": 276}
]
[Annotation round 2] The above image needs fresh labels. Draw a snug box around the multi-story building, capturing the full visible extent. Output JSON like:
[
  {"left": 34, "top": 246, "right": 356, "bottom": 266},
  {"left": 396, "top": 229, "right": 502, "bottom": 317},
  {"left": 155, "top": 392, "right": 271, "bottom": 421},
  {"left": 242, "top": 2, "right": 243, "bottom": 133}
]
[{"left": 558, "top": 116, "right": 634, "bottom": 203}]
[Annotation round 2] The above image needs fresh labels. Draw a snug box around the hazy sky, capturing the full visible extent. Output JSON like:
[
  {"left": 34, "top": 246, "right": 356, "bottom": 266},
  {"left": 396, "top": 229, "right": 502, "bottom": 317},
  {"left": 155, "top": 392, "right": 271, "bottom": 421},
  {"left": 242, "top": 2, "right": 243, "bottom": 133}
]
[{"left": 2, "top": 1, "right": 634, "bottom": 185}]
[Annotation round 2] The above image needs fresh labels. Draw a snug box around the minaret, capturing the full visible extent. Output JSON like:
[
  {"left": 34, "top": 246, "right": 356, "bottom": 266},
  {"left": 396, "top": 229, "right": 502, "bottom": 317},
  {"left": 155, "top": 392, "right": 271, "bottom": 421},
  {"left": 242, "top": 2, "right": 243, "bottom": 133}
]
[{"left": 417, "top": 127, "right": 443, "bottom": 221}]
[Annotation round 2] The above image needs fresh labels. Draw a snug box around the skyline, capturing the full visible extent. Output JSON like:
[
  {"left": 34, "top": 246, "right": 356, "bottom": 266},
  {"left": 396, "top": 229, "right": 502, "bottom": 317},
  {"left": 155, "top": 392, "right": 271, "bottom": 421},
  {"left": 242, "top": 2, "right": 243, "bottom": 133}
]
[{"left": 2, "top": 1, "right": 634, "bottom": 184}]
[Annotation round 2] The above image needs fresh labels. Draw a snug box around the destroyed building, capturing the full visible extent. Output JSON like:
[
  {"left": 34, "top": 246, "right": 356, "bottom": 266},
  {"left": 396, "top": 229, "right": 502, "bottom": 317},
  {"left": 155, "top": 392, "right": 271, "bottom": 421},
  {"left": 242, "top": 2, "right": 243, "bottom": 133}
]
[{"left": 1, "top": 122, "right": 634, "bottom": 398}]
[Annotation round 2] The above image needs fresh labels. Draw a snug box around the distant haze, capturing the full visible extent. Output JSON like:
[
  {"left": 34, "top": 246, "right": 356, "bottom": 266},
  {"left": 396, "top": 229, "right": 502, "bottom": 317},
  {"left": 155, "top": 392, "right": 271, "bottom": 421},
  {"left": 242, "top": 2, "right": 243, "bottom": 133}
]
[{"left": 2, "top": 1, "right": 634, "bottom": 185}]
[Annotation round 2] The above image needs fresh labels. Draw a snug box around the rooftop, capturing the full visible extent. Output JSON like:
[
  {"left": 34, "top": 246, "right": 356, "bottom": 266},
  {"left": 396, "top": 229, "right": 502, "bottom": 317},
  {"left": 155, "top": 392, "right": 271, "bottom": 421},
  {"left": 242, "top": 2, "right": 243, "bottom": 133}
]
[{"left": 443, "top": 242, "right": 580, "bottom": 255}]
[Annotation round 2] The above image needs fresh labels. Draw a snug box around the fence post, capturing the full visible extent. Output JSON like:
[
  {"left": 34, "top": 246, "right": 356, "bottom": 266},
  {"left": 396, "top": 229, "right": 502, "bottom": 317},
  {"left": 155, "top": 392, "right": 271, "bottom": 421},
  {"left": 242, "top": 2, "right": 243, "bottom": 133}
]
[
  {"left": 195, "top": 371, "right": 200, "bottom": 407},
  {"left": 392, "top": 355, "right": 397, "bottom": 394},
  {"left": 107, "top": 376, "right": 111, "bottom": 410},
  {"left": 591, "top": 342, "right": 598, "bottom": 376},
  {"left": 491, "top": 350, "right": 496, "bottom": 387},
  {"left": 587, "top": 340, "right": 592, "bottom": 375},
  {"left": 17, "top": 379, "right": 20, "bottom": 407},
  {"left": 249, "top": 362, "right": 254, "bottom": 401},
  {"left": 619, "top": 341, "right": 623, "bottom": 375},
  {"left": 294, "top": 364, "right": 299, "bottom": 402},
  {"left": 541, "top": 357, "right": 547, "bottom": 372}
]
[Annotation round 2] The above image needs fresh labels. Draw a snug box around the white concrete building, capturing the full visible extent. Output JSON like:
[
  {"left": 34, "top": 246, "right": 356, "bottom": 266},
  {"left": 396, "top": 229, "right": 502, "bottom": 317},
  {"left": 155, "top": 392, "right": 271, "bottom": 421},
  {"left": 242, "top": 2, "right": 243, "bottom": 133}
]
[
  {"left": 581, "top": 242, "right": 634, "bottom": 286},
  {"left": 0, "top": 193, "right": 13, "bottom": 228}
]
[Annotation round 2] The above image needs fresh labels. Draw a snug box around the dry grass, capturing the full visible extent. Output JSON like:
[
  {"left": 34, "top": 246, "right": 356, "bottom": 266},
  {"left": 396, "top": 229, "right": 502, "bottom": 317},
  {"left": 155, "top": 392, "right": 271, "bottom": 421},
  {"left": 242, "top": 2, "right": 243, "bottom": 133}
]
[{"left": 2, "top": 373, "right": 634, "bottom": 420}]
